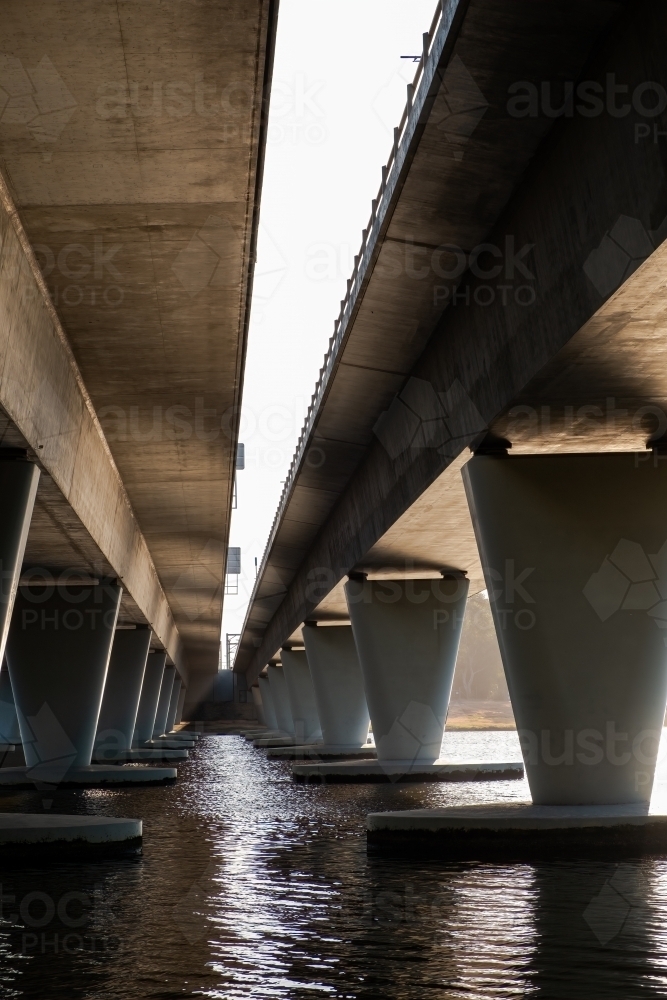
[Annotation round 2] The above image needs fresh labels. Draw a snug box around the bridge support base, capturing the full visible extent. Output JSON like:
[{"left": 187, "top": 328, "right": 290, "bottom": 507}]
[
  {"left": 302, "top": 623, "right": 370, "bottom": 747},
  {"left": 345, "top": 575, "right": 469, "bottom": 763},
  {"left": 463, "top": 452, "right": 667, "bottom": 806},
  {"left": 281, "top": 649, "right": 322, "bottom": 744}
]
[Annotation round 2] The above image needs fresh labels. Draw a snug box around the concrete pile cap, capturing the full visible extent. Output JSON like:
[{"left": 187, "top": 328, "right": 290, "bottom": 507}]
[
  {"left": 0, "top": 813, "right": 141, "bottom": 845},
  {"left": 367, "top": 802, "right": 665, "bottom": 831}
]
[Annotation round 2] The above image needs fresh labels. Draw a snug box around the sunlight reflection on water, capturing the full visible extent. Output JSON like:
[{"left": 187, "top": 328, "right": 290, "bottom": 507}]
[{"left": 0, "top": 732, "right": 666, "bottom": 998}]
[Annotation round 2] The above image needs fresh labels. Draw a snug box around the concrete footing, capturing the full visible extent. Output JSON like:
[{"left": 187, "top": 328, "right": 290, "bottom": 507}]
[
  {"left": 0, "top": 764, "right": 176, "bottom": 787},
  {"left": 366, "top": 802, "right": 667, "bottom": 856},
  {"left": 93, "top": 748, "right": 188, "bottom": 762},
  {"left": 253, "top": 736, "right": 302, "bottom": 748},
  {"left": 267, "top": 744, "right": 376, "bottom": 760},
  {"left": 0, "top": 813, "right": 142, "bottom": 855},
  {"left": 292, "top": 759, "right": 523, "bottom": 783},
  {"left": 136, "top": 739, "right": 194, "bottom": 750}
]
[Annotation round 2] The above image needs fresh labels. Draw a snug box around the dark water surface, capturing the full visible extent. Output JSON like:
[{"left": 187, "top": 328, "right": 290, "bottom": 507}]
[{"left": 0, "top": 732, "right": 666, "bottom": 998}]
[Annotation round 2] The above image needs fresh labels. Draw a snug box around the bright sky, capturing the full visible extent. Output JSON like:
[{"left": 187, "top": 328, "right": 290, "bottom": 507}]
[{"left": 221, "top": 0, "right": 437, "bottom": 661}]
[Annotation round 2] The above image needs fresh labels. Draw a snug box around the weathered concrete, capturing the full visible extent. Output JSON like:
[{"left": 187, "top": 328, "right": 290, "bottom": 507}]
[
  {"left": 267, "top": 744, "right": 375, "bottom": 760},
  {"left": 293, "top": 759, "right": 523, "bottom": 783},
  {"left": 93, "top": 747, "right": 188, "bottom": 762},
  {"left": 0, "top": 0, "right": 279, "bottom": 701},
  {"left": 0, "top": 764, "right": 176, "bottom": 787},
  {"left": 0, "top": 813, "right": 142, "bottom": 851},
  {"left": 366, "top": 803, "right": 667, "bottom": 856}
]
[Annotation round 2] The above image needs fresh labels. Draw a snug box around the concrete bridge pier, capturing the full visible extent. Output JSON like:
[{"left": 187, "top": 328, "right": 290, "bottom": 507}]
[
  {"left": 4, "top": 582, "right": 174, "bottom": 787},
  {"left": 165, "top": 677, "right": 183, "bottom": 734},
  {"left": 255, "top": 665, "right": 296, "bottom": 747},
  {"left": 370, "top": 453, "right": 667, "bottom": 849},
  {"left": 271, "top": 623, "right": 374, "bottom": 762},
  {"left": 463, "top": 452, "right": 667, "bottom": 808},
  {"left": 294, "top": 575, "right": 522, "bottom": 783},
  {"left": 0, "top": 661, "right": 21, "bottom": 747},
  {"left": 153, "top": 665, "right": 176, "bottom": 738},
  {"left": 164, "top": 677, "right": 199, "bottom": 743},
  {"left": 281, "top": 649, "right": 322, "bottom": 746},
  {"left": 243, "top": 675, "right": 283, "bottom": 740},
  {"left": 93, "top": 628, "right": 185, "bottom": 763},
  {"left": 251, "top": 684, "right": 266, "bottom": 726},
  {"left": 135, "top": 653, "right": 193, "bottom": 751},
  {"left": 258, "top": 675, "right": 279, "bottom": 731}
]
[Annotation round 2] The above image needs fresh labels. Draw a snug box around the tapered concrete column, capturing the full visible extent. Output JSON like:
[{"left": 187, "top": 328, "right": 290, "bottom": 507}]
[
  {"left": 345, "top": 575, "right": 469, "bottom": 762},
  {"left": 258, "top": 675, "right": 278, "bottom": 730},
  {"left": 0, "top": 662, "right": 20, "bottom": 744},
  {"left": 251, "top": 684, "right": 265, "bottom": 725},
  {"left": 267, "top": 664, "right": 294, "bottom": 735},
  {"left": 281, "top": 649, "right": 321, "bottom": 744},
  {"left": 96, "top": 628, "right": 151, "bottom": 752},
  {"left": 302, "top": 624, "right": 370, "bottom": 747},
  {"left": 463, "top": 452, "right": 667, "bottom": 806},
  {"left": 7, "top": 581, "right": 122, "bottom": 770},
  {"left": 134, "top": 652, "right": 166, "bottom": 743},
  {"left": 0, "top": 458, "right": 40, "bottom": 657},
  {"left": 166, "top": 677, "right": 182, "bottom": 734},
  {"left": 153, "top": 665, "right": 176, "bottom": 737},
  {"left": 175, "top": 685, "right": 186, "bottom": 726}
]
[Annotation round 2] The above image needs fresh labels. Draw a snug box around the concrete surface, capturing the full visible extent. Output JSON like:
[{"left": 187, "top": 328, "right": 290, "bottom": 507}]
[
  {"left": 0, "top": 812, "right": 142, "bottom": 847},
  {"left": 366, "top": 802, "right": 667, "bottom": 855},
  {"left": 0, "top": 764, "right": 176, "bottom": 786},
  {"left": 292, "top": 759, "right": 523, "bottom": 783}
]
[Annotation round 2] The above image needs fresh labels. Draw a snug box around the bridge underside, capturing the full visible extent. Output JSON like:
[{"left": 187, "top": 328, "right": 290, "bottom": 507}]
[
  {"left": 237, "top": 0, "right": 667, "bottom": 679},
  {"left": 0, "top": 0, "right": 277, "bottom": 703}
]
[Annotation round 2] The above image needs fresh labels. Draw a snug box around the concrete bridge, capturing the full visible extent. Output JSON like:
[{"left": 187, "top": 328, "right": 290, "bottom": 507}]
[
  {"left": 236, "top": 0, "right": 667, "bottom": 834},
  {"left": 0, "top": 0, "right": 277, "bottom": 846}
]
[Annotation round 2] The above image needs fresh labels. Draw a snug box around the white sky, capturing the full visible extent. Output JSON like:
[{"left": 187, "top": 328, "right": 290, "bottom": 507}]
[{"left": 221, "top": 0, "right": 437, "bottom": 660}]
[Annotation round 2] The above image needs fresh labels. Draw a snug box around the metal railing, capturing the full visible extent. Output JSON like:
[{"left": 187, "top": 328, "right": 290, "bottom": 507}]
[{"left": 236, "top": 0, "right": 455, "bottom": 661}]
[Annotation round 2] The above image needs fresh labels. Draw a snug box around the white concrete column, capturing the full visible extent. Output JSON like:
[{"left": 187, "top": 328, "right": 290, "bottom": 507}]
[
  {"left": 463, "top": 452, "right": 667, "bottom": 806},
  {"left": 7, "top": 580, "right": 122, "bottom": 770},
  {"left": 258, "top": 675, "right": 278, "bottom": 730},
  {"left": 153, "top": 665, "right": 176, "bottom": 737},
  {"left": 267, "top": 664, "right": 294, "bottom": 735},
  {"left": 96, "top": 627, "right": 151, "bottom": 751},
  {"left": 166, "top": 676, "right": 182, "bottom": 734},
  {"left": 251, "top": 684, "right": 266, "bottom": 725},
  {"left": 281, "top": 649, "right": 321, "bottom": 744},
  {"left": 345, "top": 575, "right": 469, "bottom": 762},
  {"left": 0, "top": 661, "right": 20, "bottom": 744},
  {"left": 302, "top": 624, "right": 369, "bottom": 747},
  {"left": 134, "top": 652, "right": 166, "bottom": 743}
]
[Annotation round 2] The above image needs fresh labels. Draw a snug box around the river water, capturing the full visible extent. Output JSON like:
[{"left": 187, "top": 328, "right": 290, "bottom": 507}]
[{"left": 0, "top": 731, "right": 667, "bottom": 998}]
